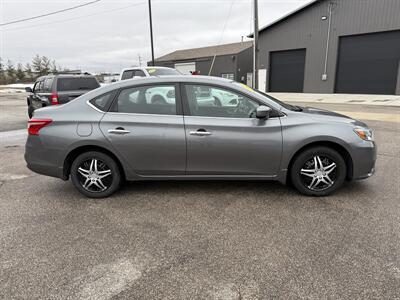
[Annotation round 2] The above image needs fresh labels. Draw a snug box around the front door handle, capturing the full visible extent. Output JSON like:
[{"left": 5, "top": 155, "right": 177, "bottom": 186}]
[
  {"left": 108, "top": 127, "right": 130, "bottom": 135},
  {"left": 190, "top": 129, "right": 212, "bottom": 136}
]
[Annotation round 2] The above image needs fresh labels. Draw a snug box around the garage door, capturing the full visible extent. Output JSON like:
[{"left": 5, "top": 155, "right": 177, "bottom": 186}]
[
  {"left": 335, "top": 30, "right": 400, "bottom": 95},
  {"left": 174, "top": 62, "right": 196, "bottom": 75},
  {"left": 269, "top": 49, "right": 306, "bottom": 92}
]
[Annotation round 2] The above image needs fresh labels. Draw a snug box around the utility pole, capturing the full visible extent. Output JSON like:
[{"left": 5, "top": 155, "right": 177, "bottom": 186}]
[
  {"left": 148, "top": 0, "right": 155, "bottom": 66},
  {"left": 253, "top": 0, "right": 259, "bottom": 89},
  {"left": 138, "top": 54, "right": 142, "bottom": 67}
]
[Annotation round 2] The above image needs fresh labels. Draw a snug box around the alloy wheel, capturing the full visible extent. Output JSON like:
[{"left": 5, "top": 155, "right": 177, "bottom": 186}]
[
  {"left": 77, "top": 158, "right": 113, "bottom": 192},
  {"left": 300, "top": 155, "right": 337, "bottom": 191}
]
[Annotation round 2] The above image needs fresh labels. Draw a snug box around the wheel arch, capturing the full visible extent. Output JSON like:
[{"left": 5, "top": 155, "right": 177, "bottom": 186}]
[
  {"left": 286, "top": 141, "right": 354, "bottom": 184},
  {"left": 63, "top": 145, "right": 126, "bottom": 181}
]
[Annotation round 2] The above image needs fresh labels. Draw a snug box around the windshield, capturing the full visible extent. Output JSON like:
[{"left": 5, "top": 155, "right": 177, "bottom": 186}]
[
  {"left": 233, "top": 82, "right": 302, "bottom": 111},
  {"left": 146, "top": 68, "right": 181, "bottom": 76},
  {"left": 57, "top": 77, "right": 99, "bottom": 91}
]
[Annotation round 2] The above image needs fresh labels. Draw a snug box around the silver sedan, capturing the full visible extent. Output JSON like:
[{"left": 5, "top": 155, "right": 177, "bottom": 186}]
[{"left": 25, "top": 76, "right": 376, "bottom": 198}]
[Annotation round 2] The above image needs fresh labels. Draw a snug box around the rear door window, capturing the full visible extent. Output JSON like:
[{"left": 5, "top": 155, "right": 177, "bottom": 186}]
[
  {"left": 113, "top": 85, "right": 177, "bottom": 115},
  {"left": 57, "top": 77, "right": 100, "bottom": 91}
]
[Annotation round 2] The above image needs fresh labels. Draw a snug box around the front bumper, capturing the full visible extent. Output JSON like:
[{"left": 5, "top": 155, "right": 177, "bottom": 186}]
[{"left": 350, "top": 141, "right": 377, "bottom": 180}]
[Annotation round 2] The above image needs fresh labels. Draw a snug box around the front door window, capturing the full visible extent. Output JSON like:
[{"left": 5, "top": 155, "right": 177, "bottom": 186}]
[{"left": 184, "top": 84, "right": 260, "bottom": 118}]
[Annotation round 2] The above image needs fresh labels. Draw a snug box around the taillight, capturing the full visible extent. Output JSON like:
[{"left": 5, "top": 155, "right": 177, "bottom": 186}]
[
  {"left": 51, "top": 92, "right": 59, "bottom": 105},
  {"left": 28, "top": 119, "right": 52, "bottom": 135}
]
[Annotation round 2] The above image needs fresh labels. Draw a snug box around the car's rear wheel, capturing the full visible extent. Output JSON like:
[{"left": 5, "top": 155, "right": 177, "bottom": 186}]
[
  {"left": 70, "top": 151, "right": 121, "bottom": 198},
  {"left": 290, "top": 146, "right": 346, "bottom": 196}
]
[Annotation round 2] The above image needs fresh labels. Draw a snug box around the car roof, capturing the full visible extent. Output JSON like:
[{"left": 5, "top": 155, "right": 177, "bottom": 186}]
[
  {"left": 113, "top": 75, "right": 232, "bottom": 88},
  {"left": 121, "top": 66, "right": 175, "bottom": 72},
  {"left": 54, "top": 74, "right": 97, "bottom": 78},
  {"left": 37, "top": 74, "right": 96, "bottom": 80}
]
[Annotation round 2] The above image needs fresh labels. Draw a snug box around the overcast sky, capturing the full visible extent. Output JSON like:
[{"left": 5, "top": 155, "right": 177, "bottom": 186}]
[{"left": 0, "top": 0, "right": 310, "bottom": 73}]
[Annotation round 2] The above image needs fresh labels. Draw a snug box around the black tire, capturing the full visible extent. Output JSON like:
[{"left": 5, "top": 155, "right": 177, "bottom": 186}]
[
  {"left": 290, "top": 146, "right": 346, "bottom": 196},
  {"left": 70, "top": 151, "right": 121, "bottom": 198}
]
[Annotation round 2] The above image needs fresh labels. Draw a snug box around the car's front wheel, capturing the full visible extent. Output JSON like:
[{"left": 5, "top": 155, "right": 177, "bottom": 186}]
[
  {"left": 70, "top": 151, "right": 121, "bottom": 198},
  {"left": 290, "top": 146, "right": 346, "bottom": 196}
]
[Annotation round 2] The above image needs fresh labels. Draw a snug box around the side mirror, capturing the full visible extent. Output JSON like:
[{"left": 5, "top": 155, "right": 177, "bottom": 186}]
[
  {"left": 256, "top": 105, "right": 272, "bottom": 119},
  {"left": 25, "top": 87, "right": 33, "bottom": 93}
]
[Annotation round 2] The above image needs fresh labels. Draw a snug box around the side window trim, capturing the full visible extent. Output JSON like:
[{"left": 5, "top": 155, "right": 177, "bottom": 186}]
[
  {"left": 180, "top": 82, "right": 280, "bottom": 118},
  {"left": 108, "top": 83, "right": 183, "bottom": 116},
  {"left": 33, "top": 82, "right": 39, "bottom": 93}
]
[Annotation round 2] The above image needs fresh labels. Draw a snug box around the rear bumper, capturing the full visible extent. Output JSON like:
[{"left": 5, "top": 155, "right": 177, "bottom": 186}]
[
  {"left": 26, "top": 161, "right": 62, "bottom": 179},
  {"left": 25, "top": 136, "right": 65, "bottom": 180},
  {"left": 350, "top": 141, "right": 377, "bottom": 180}
]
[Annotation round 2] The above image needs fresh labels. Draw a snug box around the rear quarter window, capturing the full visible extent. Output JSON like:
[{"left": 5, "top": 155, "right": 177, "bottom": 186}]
[
  {"left": 89, "top": 91, "right": 117, "bottom": 112},
  {"left": 57, "top": 77, "right": 100, "bottom": 91}
]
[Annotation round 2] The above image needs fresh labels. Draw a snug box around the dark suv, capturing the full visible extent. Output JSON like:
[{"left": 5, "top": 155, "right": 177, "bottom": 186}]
[{"left": 26, "top": 74, "right": 100, "bottom": 118}]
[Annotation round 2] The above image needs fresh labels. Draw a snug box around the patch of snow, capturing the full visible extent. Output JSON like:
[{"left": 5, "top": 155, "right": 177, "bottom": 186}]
[{"left": 4, "top": 83, "right": 34, "bottom": 89}]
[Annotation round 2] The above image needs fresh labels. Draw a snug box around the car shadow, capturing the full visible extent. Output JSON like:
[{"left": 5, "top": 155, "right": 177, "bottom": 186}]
[{"left": 54, "top": 176, "right": 373, "bottom": 208}]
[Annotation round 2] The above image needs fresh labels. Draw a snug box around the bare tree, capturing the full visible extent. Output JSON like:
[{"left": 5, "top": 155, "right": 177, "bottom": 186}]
[
  {"left": 32, "top": 54, "right": 42, "bottom": 75},
  {"left": 50, "top": 59, "right": 58, "bottom": 73},
  {"left": 41, "top": 56, "right": 51, "bottom": 75}
]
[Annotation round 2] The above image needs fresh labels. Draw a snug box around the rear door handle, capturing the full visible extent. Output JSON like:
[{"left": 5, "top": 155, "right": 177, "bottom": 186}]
[
  {"left": 190, "top": 130, "right": 212, "bottom": 136},
  {"left": 108, "top": 128, "right": 130, "bottom": 135}
]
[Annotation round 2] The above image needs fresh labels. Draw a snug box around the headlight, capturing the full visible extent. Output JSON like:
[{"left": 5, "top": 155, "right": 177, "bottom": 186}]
[{"left": 354, "top": 127, "right": 373, "bottom": 141}]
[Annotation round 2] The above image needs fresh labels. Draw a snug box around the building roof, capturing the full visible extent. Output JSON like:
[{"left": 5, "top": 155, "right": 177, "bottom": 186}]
[
  {"left": 155, "top": 41, "right": 253, "bottom": 62},
  {"left": 248, "top": 0, "right": 321, "bottom": 37}
]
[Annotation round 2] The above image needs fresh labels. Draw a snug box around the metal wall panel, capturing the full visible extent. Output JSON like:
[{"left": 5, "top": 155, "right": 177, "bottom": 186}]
[{"left": 257, "top": 0, "right": 400, "bottom": 94}]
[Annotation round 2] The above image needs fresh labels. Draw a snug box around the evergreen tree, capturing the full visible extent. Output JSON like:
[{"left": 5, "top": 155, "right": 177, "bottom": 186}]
[
  {"left": 16, "top": 63, "right": 25, "bottom": 81},
  {"left": 0, "top": 57, "right": 5, "bottom": 84},
  {"left": 25, "top": 63, "right": 33, "bottom": 81},
  {"left": 6, "top": 60, "right": 16, "bottom": 83}
]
